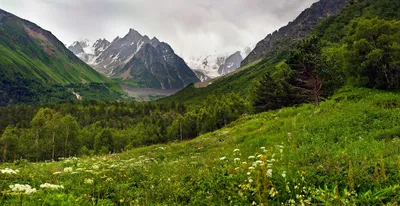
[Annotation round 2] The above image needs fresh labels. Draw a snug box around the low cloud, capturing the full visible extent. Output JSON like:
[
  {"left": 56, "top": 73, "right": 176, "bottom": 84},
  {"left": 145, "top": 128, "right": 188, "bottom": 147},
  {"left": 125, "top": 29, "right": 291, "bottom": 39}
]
[{"left": 0, "top": 0, "right": 317, "bottom": 58}]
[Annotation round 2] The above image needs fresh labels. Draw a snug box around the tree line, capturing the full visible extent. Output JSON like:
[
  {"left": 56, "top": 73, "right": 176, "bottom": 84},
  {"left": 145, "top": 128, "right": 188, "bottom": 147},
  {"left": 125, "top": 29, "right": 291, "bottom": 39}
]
[{"left": 0, "top": 93, "right": 249, "bottom": 162}]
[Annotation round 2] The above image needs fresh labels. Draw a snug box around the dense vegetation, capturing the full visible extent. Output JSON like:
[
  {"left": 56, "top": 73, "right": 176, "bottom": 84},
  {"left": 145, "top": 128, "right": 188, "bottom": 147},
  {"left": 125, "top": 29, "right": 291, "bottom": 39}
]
[
  {"left": 253, "top": 0, "right": 400, "bottom": 112},
  {"left": 1, "top": 88, "right": 400, "bottom": 205},
  {"left": 0, "top": 93, "right": 248, "bottom": 162}
]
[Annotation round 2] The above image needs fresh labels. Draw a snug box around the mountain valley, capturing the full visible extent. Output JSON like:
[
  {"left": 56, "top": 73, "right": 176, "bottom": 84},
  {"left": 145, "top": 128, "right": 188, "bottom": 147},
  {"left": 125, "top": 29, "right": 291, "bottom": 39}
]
[{"left": 1, "top": 0, "right": 400, "bottom": 204}]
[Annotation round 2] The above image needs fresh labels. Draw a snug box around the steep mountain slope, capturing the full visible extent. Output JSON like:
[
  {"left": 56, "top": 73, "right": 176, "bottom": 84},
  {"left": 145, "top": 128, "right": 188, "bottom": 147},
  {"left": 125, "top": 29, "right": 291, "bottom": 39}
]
[
  {"left": 113, "top": 43, "right": 200, "bottom": 89},
  {"left": 218, "top": 51, "right": 243, "bottom": 75},
  {"left": 69, "top": 29, "right": 199, "bottom": 89},
  {"left": 242, "top": 0, "right": 348, "bottom": 66},
  {"left": 93, "top": 29, "right": 150, "bottom": 74},
  {"left": 0, "top": 9, "right": 110, "bottom": 84},
  {"left": 68, "top": 39, "right": 111, "bottom": 71},
  {"left": 0, "top": 9, "right": 123, "bottom": 105}
]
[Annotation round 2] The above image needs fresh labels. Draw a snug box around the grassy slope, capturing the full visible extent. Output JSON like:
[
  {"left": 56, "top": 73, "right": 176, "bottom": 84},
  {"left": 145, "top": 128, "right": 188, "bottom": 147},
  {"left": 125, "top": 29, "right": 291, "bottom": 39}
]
[
  {"left": 0, "top": 13, "right": 111, "bottom": 85},
  {"left": 0, "top": 9, "right": 125, "bottom": 105},
  {"left": 160, "top": 56, "right": 283, "bottom": 104},
  {"left": 1, "top": 88, "right": 400, "bottom": 205}
]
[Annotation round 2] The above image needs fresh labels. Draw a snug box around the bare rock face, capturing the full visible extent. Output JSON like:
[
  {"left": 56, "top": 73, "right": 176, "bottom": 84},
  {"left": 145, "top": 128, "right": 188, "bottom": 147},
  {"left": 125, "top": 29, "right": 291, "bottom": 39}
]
[
  {"left": 218, "top": 51, "right": 243, "bottom": 75},
  {"left": 113, "top": 42, "right": 199, "bottom": 89},
  {"left": 68, "top": 42, "right": 84, "bottom": 55},
  {"left": 68, "top": 29, "right": 199, "bottom": 89},
  {"left": 93, "top": 29, "right": 151, "bottom": 74},
  {"left": 242, "top": 0, "right": 349, "bottom": 66}
]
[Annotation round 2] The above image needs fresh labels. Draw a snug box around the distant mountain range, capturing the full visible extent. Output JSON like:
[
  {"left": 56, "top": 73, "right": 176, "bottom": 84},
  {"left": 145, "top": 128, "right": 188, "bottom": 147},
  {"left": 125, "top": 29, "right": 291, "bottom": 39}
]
[
  {"left": 68, "top": 29, "right": 199, "bottom": 89},
  {"left": 186, "top": 45, "right": 253, "bottom": 81}
]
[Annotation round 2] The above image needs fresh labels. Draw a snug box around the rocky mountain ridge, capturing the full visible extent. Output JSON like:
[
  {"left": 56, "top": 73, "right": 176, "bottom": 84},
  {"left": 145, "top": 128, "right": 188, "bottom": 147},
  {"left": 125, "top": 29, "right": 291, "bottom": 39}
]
[
  {"left": 242, "top": 0, "right": 349, "bottom": 66},
  {"left": 69, "top": 29, "right": 199, "bottom": 89}
]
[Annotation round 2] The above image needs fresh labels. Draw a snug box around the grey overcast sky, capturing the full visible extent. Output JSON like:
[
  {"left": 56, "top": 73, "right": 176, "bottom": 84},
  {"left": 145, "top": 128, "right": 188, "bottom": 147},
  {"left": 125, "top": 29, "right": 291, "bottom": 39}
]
[{"left": 0, "top": 0, "right": 317, "bottom": 58}]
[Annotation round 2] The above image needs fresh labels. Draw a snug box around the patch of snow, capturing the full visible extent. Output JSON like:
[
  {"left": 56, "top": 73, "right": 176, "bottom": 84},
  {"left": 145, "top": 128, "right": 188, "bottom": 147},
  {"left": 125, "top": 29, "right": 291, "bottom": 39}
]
[
  {"left": 185, "top": 54, "right": 227, "bottom": 79},
  {"left": 137, "top": 38, "right": 146, "bottom": 51}
]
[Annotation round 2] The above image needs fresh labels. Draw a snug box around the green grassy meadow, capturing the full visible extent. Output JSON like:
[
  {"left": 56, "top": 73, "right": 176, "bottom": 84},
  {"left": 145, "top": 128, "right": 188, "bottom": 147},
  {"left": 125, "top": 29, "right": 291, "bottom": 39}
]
[{"left": 1, "top": 87, "right": 400, "bottom": 205}]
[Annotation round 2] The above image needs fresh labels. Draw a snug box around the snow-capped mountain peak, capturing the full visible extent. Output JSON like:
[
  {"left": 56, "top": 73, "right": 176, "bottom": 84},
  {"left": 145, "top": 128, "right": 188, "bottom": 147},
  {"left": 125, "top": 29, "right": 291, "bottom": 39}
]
[{"left": 186, "top": 44, "right": 255, "bottom": 81}]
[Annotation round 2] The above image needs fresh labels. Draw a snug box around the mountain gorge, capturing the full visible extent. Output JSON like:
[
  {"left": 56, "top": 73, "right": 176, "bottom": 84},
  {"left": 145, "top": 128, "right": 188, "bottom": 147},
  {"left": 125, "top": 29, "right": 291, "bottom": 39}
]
[{"left": 69, "top": 29, "right": 199, "bottom": 89}]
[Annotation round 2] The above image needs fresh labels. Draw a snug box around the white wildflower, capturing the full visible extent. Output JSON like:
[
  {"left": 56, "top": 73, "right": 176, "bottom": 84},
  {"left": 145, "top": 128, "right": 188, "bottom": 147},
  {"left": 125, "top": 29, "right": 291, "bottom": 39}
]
[
  {"left": 53, "top": 171, "right": 62, "bottom": 175},
  {"left": 233, "top": 149, "right": 240, "bottom": 152},
  {"left": 267, "top": 169, "right": 273, "bottom": 177},
  {"left": 220, "top": 157, "right": 227, "bottom": 161},
  {"left": 92, "top": 164, "right": 100, "bottom": 170},
  {"left": 242, "top": 162, "right": 247, "bottom": 165},
  {"left": 63, "top": 167, "right": 73, "bottom": 173},
  {"left": 84, "top": 178, "right": 94, "bottom": 185},
  {"left": 1, "top": 168, "right": 19, "bottom": 174},
  {"left": 247, "top": 172, "right": 251, "bottom": 175},
  {"left": 248, "top": 156, "right": 255, "bottom": 159},
  {"left": 248, "top": 178, "right": 254, "bottom": 183},
  {"left": 40, "top": 183, "right": 64, "bottom": 190},
  {"left": 282, "top": 171, "right": 287, "bottom": 178},
  {"left": 257, "top": 154, "right": 263, "bottom": 158},
  {"left": 260, "top": 147, "right": 266, "bottom": 150},
  {"left": 234, "top": 158, "right": 240, "bottom": 163},
  {"left": 9, "top": 184, "right": 37, "bottom": 195},
  {"left": 248, "top": 167, "right": 255, "bottom": 170}
]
